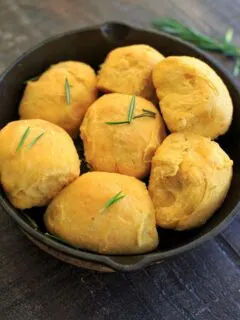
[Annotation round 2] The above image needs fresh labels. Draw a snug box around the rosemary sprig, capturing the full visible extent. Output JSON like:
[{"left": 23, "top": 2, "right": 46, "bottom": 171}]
[
  {"left": 142, "top": 109, "right": 156, "bottom": 116},
  {"left": 133, "top": 113, "right": 155, "bottom": 119},
  {"left": 233, "top": 58, "right": 240, "bottom": 77},
  {"left": 16, "top": 127, "right": 30, "bottom": 152},
  {"left": 105, "top": 100, "right": 156, "bottom": 125},
  {"left": 225, "top": 28, "right": 234, "bottom": 44},
  {"left": 152, "top": 18, "right": 240, "bottom": 76},
  {"left": 127, "top": 95, "right": 136, "bottom": 123},
  {"left": 105, "top": 120, "right": 130, "bottom": 125},
  {"left": 101, "top": 191, "right": 126, "bottom": 212},
  {"left": 133, "top": 109, "right": 156, "bottom": 119},
  {"left": 27, "top": 132, "right": 45, "bottom": 150},
  {"left": 21, "top": 212, "right": 38, "bottom": 229},
  {"left": 65, "top": 78, "right": 71, "bottom": 105}
]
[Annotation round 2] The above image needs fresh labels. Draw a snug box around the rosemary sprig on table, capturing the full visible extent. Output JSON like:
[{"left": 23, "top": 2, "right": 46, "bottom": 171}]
[
  {"left": 65, "top": 77, "right": 71, "bottom": 105},
  {"left": 101, "top": 191, "right": 126, "bottom": 212},
  {"left": 16, "top": 127, "right": 30, "bottom": 152},
  {"left": 152, "top": 18, "right": 240, "bottom": 76}
]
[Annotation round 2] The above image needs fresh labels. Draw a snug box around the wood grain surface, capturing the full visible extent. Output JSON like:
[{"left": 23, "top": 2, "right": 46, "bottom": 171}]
[{"left": 0, "top": 1, "right": 240, "bottom": 319}]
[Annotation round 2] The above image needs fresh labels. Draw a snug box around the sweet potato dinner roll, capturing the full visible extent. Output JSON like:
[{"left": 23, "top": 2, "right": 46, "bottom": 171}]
[
  {"left": 80, "top": 93, "right": 166, "bottom": 179},
  {"left": 97, "top": 44, "right": 164, "bottom": 101},
  {"left": 149, "top": 133, "right": 233, "bottom": 230},
  {"left": 152, "top": 56, "right": 233, "bottom": 139},
  {"left": 0, "top": 119, "right": 80, "bottom": 209},
  {"left": 19, "top": 61, "right": 97, "bottom": 138},
  {"left": 44, "top": 172, "right": 159, "bottom": 254}
]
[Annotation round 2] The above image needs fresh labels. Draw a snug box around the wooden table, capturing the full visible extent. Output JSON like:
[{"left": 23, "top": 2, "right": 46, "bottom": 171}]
[{"left": 0, "top": 1, "right": 240, "bottom": 319}]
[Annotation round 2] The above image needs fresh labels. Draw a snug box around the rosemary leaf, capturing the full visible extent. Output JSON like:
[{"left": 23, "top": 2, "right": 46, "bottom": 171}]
[
  {"left": 133, "top": 113, "right": 156, "bottom": 119},
  {"left": 233, "top": 57, "right": 240, "bottom": 77},
  {"left": 225, "top": 28, "right": 234, "bottom": 44},
  {"left": 21, "top": 212, "right": 38, "bottom": 229},
  {"left": 27, "top": 132, "right": 45, "bottom": 150},
  {"left": 16, "top": 127, "right": 30, "bottom": 152},
  {"left": 127, "top": 95, "right": 136, "bottom": 123},
  {"left": 142, "top": 109, "right": 156, "bottom": 116},
  {"left": 65, "top": 78, "right": 71, "bottom": 105},
  {"left": 152, "top": 18, "right": 240, "bottom": 76},
  {"left": 101, "top": 191, "right": 126, "bottom": 212},
  {"left": 105, "top": 120, "right": 130, "bottom": 125}
]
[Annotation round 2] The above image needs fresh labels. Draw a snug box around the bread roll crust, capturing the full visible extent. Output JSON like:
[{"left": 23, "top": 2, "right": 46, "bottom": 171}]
[
  {"left": 44, "top": 172, "right": 159, "bottom": 254},
  {"left": 149, "top": 132, "right": 233, "bottom": 230}
]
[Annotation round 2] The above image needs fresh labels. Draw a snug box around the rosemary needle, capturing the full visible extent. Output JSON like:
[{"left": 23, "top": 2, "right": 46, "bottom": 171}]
[
  {"left": 105, "top": 120, "right": 130, "bottom": 125},
  {"left": 27, "top": 132, "right": 45, "bottom": 150},
  {"left": 105, "top": 97, "right": 157, "bottom": 125},
  {"left": 233, "top": 58, "right": 240, "bottom": 77},
  {"left": 127, "top": 95, "right": 136, "bottom": 123},
  {"left": 225, "top": 28, "right": 234, "bottom": 44},
  {"left": 65, "top": 77, "right": 71, "bottom": 105},
  {"left": 142, "top": 109, "right": 156, "bottom": 116},
  {"left": 101, "top": 191, "right": 126, "bottom": 212},
  {"left": 16, "top": 127, "right": 30, "bottom": 152}
]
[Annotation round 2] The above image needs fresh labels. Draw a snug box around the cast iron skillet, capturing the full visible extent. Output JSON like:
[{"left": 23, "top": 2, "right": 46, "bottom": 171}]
[{"left": 0, "top": 22, "right": 240, "bottom": 272}]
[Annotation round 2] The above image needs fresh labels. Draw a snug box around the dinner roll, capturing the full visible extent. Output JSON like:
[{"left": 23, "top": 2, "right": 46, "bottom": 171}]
[
  {"left": 97, "top": 44, "right": 164, "bottom": 101},
  {"left": 152, "top": 56, "right": 233, "bottom": 139},
  {"left": 0, "top": 119, "right": 80, "bottom": 209},
  {"left": 19, "top": 61, "right": 97, "bottom": 138},
  {"left": 149, "top": 133, "right": 233, "bottom": 230},
  {"left": 44, "top": 172, "right": 159, "bottom": 254},
  {"left": 80, "top": 93, "right": 166, "bottom": 179}
]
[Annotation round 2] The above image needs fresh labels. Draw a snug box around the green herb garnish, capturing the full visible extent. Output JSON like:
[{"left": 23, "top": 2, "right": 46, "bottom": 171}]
[
  {"left": 105, "top": 120, "right": 130, "bottom": 125},
  {"left": 101, "top": 191, "right": 126, "bottom": 212},
  {"left": 233, "top": 58, "right": 240, "bottom": 77},
  {"left": 21, "top": 212, "right": 38, "bottom": 229},
  {"left": 45, "top": 233, "right": 71, "bottom": 246},
  {"left": 105, "top": 96, "right": 156, "bottom": 125},
  {"left": 142, "top": 109, "right": 156, "bottom": 116},
  {"left": 16, "top": 127, "right": 30, "bottom": 152},
  {"left": 127, "top": 95, "right": 136, "bottom": 123},
  {"left": 225, "top": 28, "right": 234, "bottom": 44},
  {"left": 65, "top": 78, "right": 71, "bottom": 105},
  {"left": 27, "top": 132, "right": 45, "bottom": 150},
  {"left": 152, "top": 18, "right": 240, "bottom": 76}
]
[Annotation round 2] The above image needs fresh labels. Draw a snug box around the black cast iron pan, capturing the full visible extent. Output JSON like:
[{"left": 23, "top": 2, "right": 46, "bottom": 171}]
[{"left": 0, "top": 22, "right": 240, "bottom": 272}]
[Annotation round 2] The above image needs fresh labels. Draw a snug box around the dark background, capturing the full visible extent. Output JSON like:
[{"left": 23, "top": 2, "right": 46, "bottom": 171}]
[{"left": 0, "top": 1, "right": 240, "bottom": 319}]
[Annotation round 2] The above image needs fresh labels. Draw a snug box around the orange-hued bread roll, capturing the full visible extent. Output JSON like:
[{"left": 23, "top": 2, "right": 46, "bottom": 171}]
[
  {"left": 44, "top": 172, "right": 159, "bottom": 254},
  {"left": 0, "top": 119, "right": 80, "bottom": 209},
  {"left": 149, "top": 132, "right": 233, "bottom": 230}
]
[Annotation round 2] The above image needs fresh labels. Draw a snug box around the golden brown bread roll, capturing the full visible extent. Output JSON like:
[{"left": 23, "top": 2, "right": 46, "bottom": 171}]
[
  {"left": 148, "top": 132, "right": 233, "bottom": 230},
  {"left": 80, "top": 93, "right": 166, "bottom": 179},
  {"left": 0, "top": 119, "right": 80, "bottom": 209},
  {"left": 44, "top": 171, "right": 159, "bottom": 254},
  {"left": 97, "top": 44, "right": 164, "bottom": 101},
  {"left": 152, "top": 56, "right": 233, "bottom": 139},
  {"left": 19, "top": 61, "right": 97, "bottom": 138}
]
